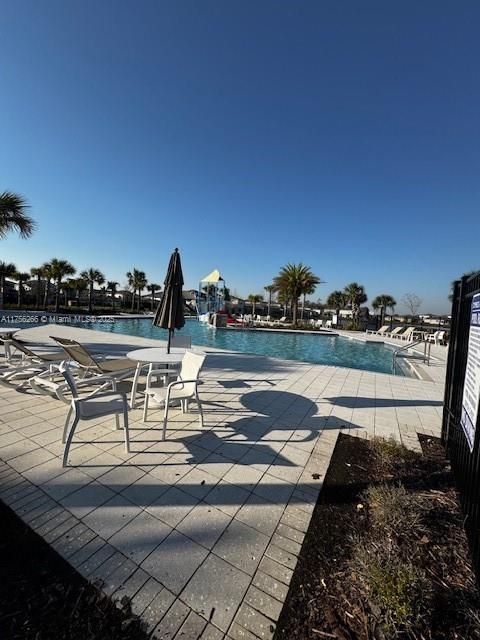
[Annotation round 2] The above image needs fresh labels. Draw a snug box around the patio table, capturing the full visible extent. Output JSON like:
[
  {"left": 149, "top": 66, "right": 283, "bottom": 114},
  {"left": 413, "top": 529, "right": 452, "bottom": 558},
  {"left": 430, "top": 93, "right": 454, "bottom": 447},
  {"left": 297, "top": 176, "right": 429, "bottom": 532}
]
[{"left": 127, "top": 347, "right": 185, "bottom": 408}]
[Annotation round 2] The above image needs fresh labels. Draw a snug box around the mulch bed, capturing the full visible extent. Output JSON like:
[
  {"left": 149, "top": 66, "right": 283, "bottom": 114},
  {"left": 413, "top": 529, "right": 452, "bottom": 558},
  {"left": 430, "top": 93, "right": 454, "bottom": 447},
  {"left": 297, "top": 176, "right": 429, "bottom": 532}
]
[
  {"left": 0, "top": 498, "right": 148, "bottom": 640},
  {"left": 275, "top": 434, "right": 480, "bottom": 640}
]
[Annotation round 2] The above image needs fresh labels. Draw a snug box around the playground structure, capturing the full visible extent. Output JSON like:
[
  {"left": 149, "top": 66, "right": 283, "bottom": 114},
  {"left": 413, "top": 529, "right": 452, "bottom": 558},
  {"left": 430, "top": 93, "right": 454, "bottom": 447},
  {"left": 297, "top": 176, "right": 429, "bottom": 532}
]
[{"left": 196, "top": 269, "right": 227, "bottom": 321}]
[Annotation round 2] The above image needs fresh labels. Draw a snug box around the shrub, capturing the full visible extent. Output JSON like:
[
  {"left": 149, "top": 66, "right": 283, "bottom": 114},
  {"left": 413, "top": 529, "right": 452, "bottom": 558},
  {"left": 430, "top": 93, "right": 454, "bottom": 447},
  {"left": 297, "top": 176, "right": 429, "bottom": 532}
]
[
  {"left": 352, "top": 543, "right": 430, "bottom": 637},
  {"left": 363, "top": 483, "right": 423, "bottom": 539}
]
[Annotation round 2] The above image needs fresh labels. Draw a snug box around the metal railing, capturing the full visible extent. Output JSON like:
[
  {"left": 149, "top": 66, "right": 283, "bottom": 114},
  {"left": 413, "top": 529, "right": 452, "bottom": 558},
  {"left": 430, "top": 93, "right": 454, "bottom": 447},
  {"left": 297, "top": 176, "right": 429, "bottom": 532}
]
[
  {"left": 442, "top": 272, "right": 480, "bottom": 578},
  {"left": 392, "top": 338, "right": 431, "bottom": 374}
]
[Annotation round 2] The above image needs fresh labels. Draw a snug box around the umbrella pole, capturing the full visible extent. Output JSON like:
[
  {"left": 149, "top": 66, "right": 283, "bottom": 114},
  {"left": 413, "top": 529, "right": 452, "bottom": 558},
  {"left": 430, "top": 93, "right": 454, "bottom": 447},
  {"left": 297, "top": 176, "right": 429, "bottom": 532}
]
[{"left": 167, "top": 329, "right": 172, "bottom": 354}]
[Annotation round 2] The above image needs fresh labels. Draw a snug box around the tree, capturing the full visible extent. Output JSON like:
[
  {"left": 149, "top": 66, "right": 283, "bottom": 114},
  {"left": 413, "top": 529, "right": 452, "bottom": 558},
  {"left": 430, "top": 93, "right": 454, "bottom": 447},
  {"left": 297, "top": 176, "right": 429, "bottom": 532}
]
[
  {"left": 247, "top": 294, "right": 264, "bottom": 316},
  {"left": 126, "top": 268, "right": 147, "bottom": 312},
  {"left": 41, "top": 262, "right": 53, "bottom": 309},
  {"left": 0, "top": 191, "right": 35, "bottom": 239},
  {"left": 0, "top": 261, "right": 16, "bottom": 309},
  {"left": 80, "top": 268, "right": 105, "bottom": 313},
  {"left": 372, "top": 294, "right": 397, "bottom": 326},
  {"left": 274, "top": 263, "right": 320, "bottom": 325},
  {"left": 402, "top": 293, "right": 422, "bottom": 320},
  {"left": 264, "top": 285, "right": 276, "bottom": 316},
  {"left": 13, "top": 271, "right": 30, "bottom": 307},
  {"left": 107, "top": 281, "right": 119, "bottom": 313},
  {"left": 147, "top": 283, "right": 160, "bottom": 312},
  {"left": 48, "top": 259, "right": 76, "bottom": 312},
  {"left": 326, "top": 290, "right": 347, "bottom": 317},
  {"left": 344, "top": 282, "right": 368, "bottom": 327},
  {"left": 30, "top": 267, "right": 43, "bottom": 309}
]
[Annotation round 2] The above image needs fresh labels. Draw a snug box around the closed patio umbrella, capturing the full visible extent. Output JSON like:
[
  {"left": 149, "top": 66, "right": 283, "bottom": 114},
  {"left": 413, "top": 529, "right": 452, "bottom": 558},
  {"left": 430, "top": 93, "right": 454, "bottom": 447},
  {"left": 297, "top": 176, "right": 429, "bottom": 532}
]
[{"left": 153, "top": 248, "right": 185, "bottom": 353}]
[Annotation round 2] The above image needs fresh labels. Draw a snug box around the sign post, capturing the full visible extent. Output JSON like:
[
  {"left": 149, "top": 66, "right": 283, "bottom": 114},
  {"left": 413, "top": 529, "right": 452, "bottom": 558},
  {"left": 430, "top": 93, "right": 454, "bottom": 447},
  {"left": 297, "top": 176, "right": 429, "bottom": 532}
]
[{"left": 461, "top": 293, "right": 480, "bottom": 451}]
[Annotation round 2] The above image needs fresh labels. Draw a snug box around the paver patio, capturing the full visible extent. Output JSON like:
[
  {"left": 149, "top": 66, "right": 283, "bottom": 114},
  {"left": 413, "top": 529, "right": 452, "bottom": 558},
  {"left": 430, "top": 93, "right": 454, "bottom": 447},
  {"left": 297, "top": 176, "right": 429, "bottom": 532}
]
[{"left": 0, "top": 325, "right": 445, "bottom": 639}]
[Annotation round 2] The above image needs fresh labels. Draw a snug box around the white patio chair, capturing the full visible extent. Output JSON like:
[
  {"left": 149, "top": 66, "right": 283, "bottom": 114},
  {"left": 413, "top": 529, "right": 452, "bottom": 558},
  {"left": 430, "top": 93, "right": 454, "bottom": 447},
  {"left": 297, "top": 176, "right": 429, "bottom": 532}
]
[
  {"left": 386, "top": 326, "right": 404, "bottom": 338},
  {"left": 143, "top": 350, "right": 206, "bottom": 440},
  {"left": 427, "top": 330, "right": 445, "bottom": 345},
  {"left": 170, "top": 335, "right": 192, "bottom": 348},
  {"left": 397, "top": 326, "right": 416, "bottom": 341},
  {"left": 59, "top": 361, "right": 130, "bottom": 467},
  {"left": 324, "top": 320, "right": 333, "bottom": 329},
  {"left": 366, "top": 325, "right": 389, "bottom": 335}
]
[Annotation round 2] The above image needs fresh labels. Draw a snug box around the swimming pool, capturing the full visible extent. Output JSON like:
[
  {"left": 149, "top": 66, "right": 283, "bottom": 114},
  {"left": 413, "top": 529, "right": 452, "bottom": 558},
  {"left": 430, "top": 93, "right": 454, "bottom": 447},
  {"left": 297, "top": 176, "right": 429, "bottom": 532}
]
[{"left": 76, "top": 317, "right": 409, "bottom": 376}]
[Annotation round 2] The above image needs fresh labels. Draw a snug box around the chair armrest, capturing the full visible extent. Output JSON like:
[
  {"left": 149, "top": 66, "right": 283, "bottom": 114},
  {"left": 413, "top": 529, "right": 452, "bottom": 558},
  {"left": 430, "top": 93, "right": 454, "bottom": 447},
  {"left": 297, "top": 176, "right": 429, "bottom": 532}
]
[
  {"left": 166, "top": 378, "right": 199, "bottom": 391},
  {"left": 146, "top": 369, "right": 179, "bottom": 386}
]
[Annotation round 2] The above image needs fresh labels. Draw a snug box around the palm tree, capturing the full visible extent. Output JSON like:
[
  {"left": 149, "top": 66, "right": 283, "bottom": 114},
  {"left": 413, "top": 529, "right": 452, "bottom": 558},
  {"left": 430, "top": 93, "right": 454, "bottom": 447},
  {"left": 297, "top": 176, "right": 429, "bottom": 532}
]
[
  {"left": 372, "top": 294, "right": 397, "bottom": 327},
  {"left": 247, "top": 294, "right": 264, "bottom": 316},
  {"left": 264, "top": 285, "right": 276, "bottom": 316},
  {"left": 13, "top": 271, "right": 30, "bottom": 307},
  {"left": 326, "top": 291, "right": 347, "bottom": 318},
  {"left": 0, "top": 261, "right": 17, "bottom": 309},
  {"left": 107, "top": 281, "right": 119, "bottom": 313},
  {"left": 147, "top": 283, "right": 160, "bottom": 311},
  {"left": 41, "top": 262, "right": 54, "bottom": 309},
  {"left": 80, "top": 268, "right": 105, "bottom": 313},
  {"left": 30, "top": 267, "right": 43, "bottom": 309},
  {"left": 274, "top": 263, "right": 320, "bottom": 326},
  {"left": 48, "top": 259, "right": 76, "bottom": 312},
  {"left": 136, "top": 271, "right": 147, "bottom": 312},
  {"left": 344, "top": 282, "right": 368, "bottom": 327},
  {"left": 0, "top": 191, "right": 35, "bottom": 239}
]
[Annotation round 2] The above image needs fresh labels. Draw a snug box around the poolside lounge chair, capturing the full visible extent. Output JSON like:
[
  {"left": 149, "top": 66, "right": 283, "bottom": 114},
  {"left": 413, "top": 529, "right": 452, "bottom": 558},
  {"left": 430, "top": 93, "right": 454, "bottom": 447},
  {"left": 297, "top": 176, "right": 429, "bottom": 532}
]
[
  {"left": 51, "top": 336, "right": 137, "bottom": 384},
  {"left": 386, "top": 327, "right": 405, "bottom": 338},
  {"left": 58, "top": 362, "right": 130, "bottom": 467},
  {"left": 397, "top": 326, "right": 416, "bottom": 341},
  {"left": 143, "top": 350, "right": 206, "bottom": 440},
  {"left": 0, "top": 338, "right": 65, "bottom": 384},
  {"left": 366, "top": 325, "right": 389, "bottom": 335},
  {"left": 324, "top": 320, "right": 333, "bottom": 329}
]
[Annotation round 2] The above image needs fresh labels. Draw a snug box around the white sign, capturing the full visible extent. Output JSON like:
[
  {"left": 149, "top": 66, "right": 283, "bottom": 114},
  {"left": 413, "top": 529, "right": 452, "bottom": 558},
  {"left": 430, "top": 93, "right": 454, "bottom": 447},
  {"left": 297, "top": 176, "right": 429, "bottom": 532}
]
[{"left": 461, "top": 293, "right": 480, "bottom": 451}]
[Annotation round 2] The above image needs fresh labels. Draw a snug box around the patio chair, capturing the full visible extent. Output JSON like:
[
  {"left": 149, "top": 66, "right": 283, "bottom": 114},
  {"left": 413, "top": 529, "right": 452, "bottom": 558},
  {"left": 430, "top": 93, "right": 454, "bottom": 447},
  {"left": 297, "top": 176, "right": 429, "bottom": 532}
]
[
  {"left": 58, "top": 362, "right": 130, "bottom": 467},
  {"left": 366, "top": 325, "right": 389, "bottom": 335},
  {"left": 397, "top": 326, "right": 416, "bottom": 341},
  {"left": 51, "top": 336, "right": 136, "bottom": 383},
  {"left": 427, "top": 330, "right": 445, "bottom": 345},
  {"left": 170, "top": 335, "right": 192, "bottom": 348},
  {"left": 386, "top": 327, "right": 405, "bottom": 338},
  {"left": 142, "top": 350, "right": 206, "bottom": 440},
  {"left": 324, "top": 320, "right": 333, "bottom": 329},
  {"left": 0, "top": 338, "right": 65, "bottom": 384}
]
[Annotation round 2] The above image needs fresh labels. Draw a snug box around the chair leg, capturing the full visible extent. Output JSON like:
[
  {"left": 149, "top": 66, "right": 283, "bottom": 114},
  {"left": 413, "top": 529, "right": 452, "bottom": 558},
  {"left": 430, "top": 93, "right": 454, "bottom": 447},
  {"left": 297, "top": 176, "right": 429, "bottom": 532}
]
[
  {"left": 123, "top": 407, "right": 130, "bottom": 453},
  {"left": 162, "top": 402, "right": 169, "bottom": 441},
  {"left": 143, "top": 394, "right": 149, "bottom": 422},
  {"left": 63, "top": 414, "right": 80, "bottom": 467},
  {"left": 196, "top": 393, "right": 204, "bottom": 428},
  {"left": 62, "top": 405, "right": 73, "bottom": 443}
]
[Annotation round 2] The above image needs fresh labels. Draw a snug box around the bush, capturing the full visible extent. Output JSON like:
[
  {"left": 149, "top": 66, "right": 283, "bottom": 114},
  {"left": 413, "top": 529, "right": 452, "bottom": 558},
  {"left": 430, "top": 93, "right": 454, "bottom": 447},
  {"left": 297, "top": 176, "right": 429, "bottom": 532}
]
[
  {"left": 363, "top": 483, "right": 423, "bottom": 539},
  {"left": 352, "top": 543, "right": 430, "bottom": 637}
]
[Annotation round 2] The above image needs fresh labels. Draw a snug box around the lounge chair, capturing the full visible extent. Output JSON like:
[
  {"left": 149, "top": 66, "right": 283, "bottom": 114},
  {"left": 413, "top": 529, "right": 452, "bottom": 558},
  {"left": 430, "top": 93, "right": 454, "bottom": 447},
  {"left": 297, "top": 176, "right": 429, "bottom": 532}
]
[
  {"left": 397, "top": 326, "right": 416, "bottom": 341},
  {"left": 143, "top": 350, "right": 206, "bottom": 439},
  {"left": 315, "top": 320, "right": 323, "bottom": 328},
  {"left": 324, "top": 320, "right": 333, "bottom": 329},
  {"left": 366, "top": 325, "right": 389, "bottom": 335},
  {"left": 386, "top": 327, "right": 405, "bottom": 338},
  {"left": 0, "top": 338, "right": 65, "bottom": 384},
  {"left": 58, "top": 362, "right": 130, "bottom": 467},
  {"left": 52, "top": 336, "right": 136, "bottom": 378}
]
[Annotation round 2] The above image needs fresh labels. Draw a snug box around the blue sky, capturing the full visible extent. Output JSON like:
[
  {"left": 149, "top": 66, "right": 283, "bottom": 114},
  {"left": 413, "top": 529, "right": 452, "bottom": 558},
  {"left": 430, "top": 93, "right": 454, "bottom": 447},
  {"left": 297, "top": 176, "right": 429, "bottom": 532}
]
[{"left": 1, "top": 1, "right": 479, "bottom": 314}]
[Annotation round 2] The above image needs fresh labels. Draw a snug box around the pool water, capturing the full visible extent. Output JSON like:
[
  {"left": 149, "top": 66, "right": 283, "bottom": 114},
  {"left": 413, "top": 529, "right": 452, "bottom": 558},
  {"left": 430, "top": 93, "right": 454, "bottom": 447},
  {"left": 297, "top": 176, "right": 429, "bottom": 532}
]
[{"left": 78, "top": 317, "right": 408, "bottom": 376}]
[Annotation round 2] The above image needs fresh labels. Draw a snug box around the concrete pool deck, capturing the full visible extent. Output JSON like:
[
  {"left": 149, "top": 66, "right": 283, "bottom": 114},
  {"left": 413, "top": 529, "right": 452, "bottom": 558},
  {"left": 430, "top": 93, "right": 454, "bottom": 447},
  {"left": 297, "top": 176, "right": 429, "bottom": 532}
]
[{"left": 0, "top": 325, "right": 446, "bottom": 639}]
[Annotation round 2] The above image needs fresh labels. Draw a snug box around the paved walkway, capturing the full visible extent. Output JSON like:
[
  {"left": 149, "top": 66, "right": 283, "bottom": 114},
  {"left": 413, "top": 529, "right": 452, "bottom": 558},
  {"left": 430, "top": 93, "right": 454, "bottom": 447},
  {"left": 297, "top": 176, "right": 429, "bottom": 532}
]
[{"left": 0, "top": 326, "right": 445, "bottom": 639}]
